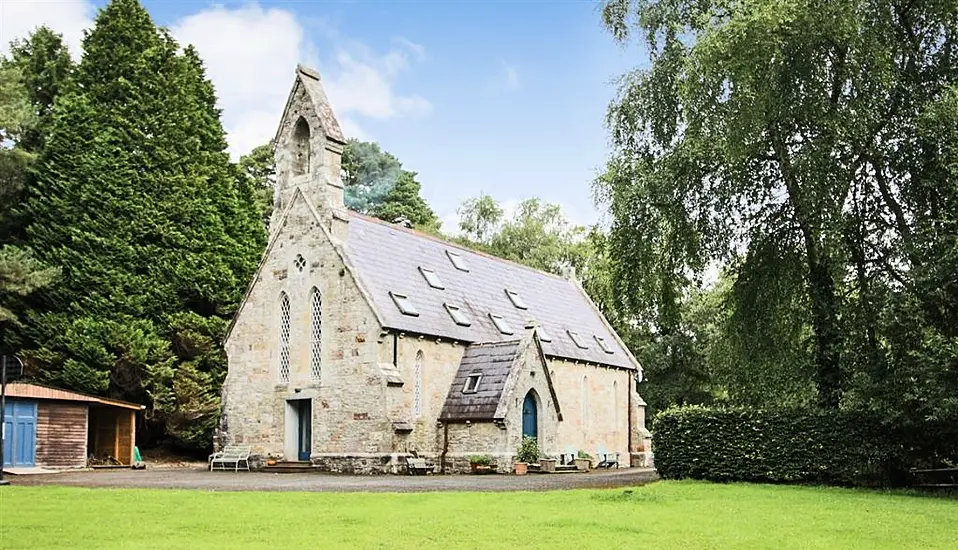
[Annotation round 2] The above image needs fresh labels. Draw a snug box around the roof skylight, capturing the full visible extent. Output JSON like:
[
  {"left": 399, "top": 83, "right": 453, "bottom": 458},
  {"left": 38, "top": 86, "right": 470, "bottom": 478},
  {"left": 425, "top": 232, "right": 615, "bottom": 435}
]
[
  {"left": 567, "top": 330, "right": 589, "bottom": 349},
  {"left": 419, "top": 266, "right": 445, "bottom": 289},
  {"left": 594, "top": 335, "right": 614, "bottom": 354},
  {"left": 444, "top": 303, "right": 472, "bottom": 326},
  {"left": 505, "top": 289, "right": 528, "bottom": 310},
  {"left": 446, "top": 250, "right": 469, "bottom": 272},
  {"left": 489, "top": 313, "right": 514, "bottom": 335},
  {"left": 537, "top": 327, "right": 553, "bottom": 342},
  {"left": 462, "top": 373, "right": 482, "bottom": 394},
  {"left": 389, "top": 291, "right": 420, "bottom": 317}
]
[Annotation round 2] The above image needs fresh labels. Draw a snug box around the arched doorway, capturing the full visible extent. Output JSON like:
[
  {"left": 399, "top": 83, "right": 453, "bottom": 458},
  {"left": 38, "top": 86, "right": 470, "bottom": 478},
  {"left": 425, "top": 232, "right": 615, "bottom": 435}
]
[{"left": 522, "top": 391, "right": 538, "bottom": 440}]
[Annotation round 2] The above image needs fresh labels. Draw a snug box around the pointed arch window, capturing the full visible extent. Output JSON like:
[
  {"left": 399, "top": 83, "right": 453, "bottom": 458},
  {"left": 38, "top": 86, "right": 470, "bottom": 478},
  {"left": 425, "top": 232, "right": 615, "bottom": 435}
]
[
  {"left": 278, "top": 292, "right": 291, "bottom": 383},
  {"left": 292, "top": 117, "right": 310, "bottom": 176},
  {"left": 414, "top": 351, "right": 424, "bottom": 418},
  {"left": 581, "top": 375, "right": 589, "bottom": 428},
  {"left": 613, "top": 380, "right": 619, "bottom": 428},
  {"left": 310, "top": 287, "right": 322, "bottom": 382}
]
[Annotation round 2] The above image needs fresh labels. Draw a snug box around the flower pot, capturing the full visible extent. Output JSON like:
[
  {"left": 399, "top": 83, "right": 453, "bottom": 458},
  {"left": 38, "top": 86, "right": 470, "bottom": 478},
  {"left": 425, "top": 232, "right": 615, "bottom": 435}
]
[
  {"left": 575, "top": 458, "right": 591, "bottom": 471},
  {"left": 514, "top": 462, "right": 529, "bottom": 475},
  {"left": 539, "top": 458, "right": 557, "bottom": 473}
]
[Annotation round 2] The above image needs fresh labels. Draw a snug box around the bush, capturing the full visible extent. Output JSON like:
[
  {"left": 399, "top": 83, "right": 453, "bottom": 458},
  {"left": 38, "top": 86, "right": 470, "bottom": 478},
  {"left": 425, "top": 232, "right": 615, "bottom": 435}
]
[
  {"left": 576, "top": 450, "right": 593, "bottom": 460},
  {"left": 652, "top": 406, "right": 904, "bottom": 487},
  {"left": 516, "top": 436, "right": 540, "bottom": 463},
  {"left": 469, "top": 455, "right": 491, "bottom": 466}
]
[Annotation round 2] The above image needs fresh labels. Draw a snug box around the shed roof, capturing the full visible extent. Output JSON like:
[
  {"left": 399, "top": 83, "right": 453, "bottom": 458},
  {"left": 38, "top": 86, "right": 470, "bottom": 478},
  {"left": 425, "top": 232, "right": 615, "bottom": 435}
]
[
  {"left": 343, "top": 214, "right": 638, "bottom": 370},
  {"left": 5, "top": 382, "right": 145, "bottom": 410},
  {"left": 439, "top": 340, "right": 520, "bottom": 421}
]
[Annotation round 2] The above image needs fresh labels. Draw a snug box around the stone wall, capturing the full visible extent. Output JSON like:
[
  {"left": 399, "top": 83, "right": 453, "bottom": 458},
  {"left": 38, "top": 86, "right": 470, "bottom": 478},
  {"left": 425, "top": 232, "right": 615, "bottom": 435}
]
[{"left": 221, "top": 191, "right": 389, "bottom": 461}]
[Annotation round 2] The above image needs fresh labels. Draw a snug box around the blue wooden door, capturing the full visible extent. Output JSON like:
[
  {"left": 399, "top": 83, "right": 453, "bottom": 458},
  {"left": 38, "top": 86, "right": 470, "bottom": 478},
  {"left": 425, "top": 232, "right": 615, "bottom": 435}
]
[
  {"left": 297, "top": 399, "right": 312, "bottom": 461},
  {"left": 3, "top": 399, "right": 38, "bottom": 467},
  {"left": 522, "top": 392, "right": 538, "bottom": 440}
]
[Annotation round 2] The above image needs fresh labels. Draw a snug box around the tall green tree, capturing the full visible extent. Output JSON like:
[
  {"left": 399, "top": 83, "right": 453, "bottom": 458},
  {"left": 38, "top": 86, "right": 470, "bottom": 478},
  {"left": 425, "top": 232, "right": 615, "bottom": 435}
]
[
  {"left": 0, "top": 66, "right": 58, "bottom": 350},
  {"left": 454, "top": 194, "right": 589, "bottom": 276},
  {"left": 598, "top": 0, "right": 958, "bottom": 410},
  {"left": 19, "top": 0, "right": 263, "bottom": 449},
  {"left": 2, "top": 26, "right": 74, "bottom": 152},
  {"left": 371, "top": 170, "right": 440, "bottom": 231},
  {"left": 341, "top": 138, "right": 404, "bottom": 213}
]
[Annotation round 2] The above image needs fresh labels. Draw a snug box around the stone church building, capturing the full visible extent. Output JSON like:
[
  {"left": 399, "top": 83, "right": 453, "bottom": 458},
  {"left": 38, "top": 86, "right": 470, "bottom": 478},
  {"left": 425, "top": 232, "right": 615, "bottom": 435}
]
[{"left": 218, "top": 65, "right": 651, "bottom": 474}]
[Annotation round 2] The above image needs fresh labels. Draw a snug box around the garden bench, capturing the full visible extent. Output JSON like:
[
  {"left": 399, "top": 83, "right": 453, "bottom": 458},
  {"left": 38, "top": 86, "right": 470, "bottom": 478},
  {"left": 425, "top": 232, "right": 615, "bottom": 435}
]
[
  {"left": 405, "top": 457, "right": 434, "bottom": 475},
  {"left": 596, "top": 450, "right": 619, "bottom": 469},
  {"left": 910, "top": 467, "right": 958, "bottom": 488},
  {"left": 209, "top": 445, "right": 251, "bottom": 472}
]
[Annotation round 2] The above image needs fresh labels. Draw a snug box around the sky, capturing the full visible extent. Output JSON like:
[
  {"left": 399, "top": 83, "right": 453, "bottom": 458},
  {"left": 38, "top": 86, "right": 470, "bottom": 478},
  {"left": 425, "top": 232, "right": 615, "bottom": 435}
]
[{"left": 1, "top": 0, "right": 648, "bottom": 230}]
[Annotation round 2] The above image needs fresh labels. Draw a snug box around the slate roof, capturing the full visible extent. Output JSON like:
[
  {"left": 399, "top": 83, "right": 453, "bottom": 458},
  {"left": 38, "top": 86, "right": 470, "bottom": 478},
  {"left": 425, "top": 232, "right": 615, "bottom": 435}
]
[
  {"left": 343, "top": 214, "right": 637, "bottom": 370},
  {"left": 439, "top": 340, "right": 520, "bottom": 421}
]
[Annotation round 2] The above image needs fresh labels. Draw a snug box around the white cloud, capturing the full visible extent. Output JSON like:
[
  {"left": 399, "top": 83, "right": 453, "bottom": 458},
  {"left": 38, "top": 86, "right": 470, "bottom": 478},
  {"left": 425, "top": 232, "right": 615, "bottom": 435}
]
[
  {"left": 173, "top": 3, "right": 430, "bottom": 158},
  {"left": 1, "top": 1, "right": 429, "bottom": 158},
  {"left": 0, "top": 0, "right": 93, "bottom": 58}
]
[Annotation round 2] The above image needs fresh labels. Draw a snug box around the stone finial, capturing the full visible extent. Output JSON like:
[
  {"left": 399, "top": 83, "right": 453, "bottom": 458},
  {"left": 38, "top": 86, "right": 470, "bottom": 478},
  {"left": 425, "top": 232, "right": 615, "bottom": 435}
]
[{"left": 524, "top": 318, "right": 538, "bottom": 330}]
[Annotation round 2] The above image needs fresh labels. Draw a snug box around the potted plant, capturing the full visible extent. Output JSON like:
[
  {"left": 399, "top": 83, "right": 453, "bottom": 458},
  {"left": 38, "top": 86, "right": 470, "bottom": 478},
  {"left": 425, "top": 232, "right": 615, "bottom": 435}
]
[
  {"left": 469, "top": 455, "right": 493, "bottom": 474},
  {"left": 575, "top": 450, "right": 592, "bottom": 471},
  {"left": 515, "top": 436, "right": 539, "bottom": 475}
]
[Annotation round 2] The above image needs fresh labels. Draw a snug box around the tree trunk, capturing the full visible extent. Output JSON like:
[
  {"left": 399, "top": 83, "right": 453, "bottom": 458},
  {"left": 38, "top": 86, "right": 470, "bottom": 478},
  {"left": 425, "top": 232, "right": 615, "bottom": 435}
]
[{"left": 806, "top": 254, "right": 843, "bottom": 409}]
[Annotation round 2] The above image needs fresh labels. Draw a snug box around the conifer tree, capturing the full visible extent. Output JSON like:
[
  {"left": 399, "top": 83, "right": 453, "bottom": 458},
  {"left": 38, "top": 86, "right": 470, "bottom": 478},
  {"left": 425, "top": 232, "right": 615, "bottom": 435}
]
[{"left": 20, "top": 0, "right": 264, "bottom": 449}]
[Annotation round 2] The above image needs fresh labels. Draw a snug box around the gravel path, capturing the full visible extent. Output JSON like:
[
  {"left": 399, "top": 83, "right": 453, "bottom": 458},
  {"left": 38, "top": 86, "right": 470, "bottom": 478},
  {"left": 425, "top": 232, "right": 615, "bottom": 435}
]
[{"left": 10, "top": 467, "right": 658, "bottom": 493}]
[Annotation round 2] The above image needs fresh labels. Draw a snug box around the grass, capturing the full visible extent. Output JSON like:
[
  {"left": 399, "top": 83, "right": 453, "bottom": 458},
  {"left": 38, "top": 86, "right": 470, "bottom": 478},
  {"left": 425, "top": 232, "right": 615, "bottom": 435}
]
[{"left": 1, "top": 481, "right": 956, "bottom": 549}]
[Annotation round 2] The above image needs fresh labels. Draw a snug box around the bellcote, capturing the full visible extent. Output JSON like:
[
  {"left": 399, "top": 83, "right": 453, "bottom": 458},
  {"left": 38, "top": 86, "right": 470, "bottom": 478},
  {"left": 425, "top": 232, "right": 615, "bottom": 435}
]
[{"left": 270, "top": 65, "right": 348, "bottom": 241}]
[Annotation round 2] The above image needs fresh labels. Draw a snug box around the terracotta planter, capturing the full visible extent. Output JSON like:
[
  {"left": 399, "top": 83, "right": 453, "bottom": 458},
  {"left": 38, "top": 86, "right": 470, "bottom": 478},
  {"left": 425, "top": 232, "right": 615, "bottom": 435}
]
[
  {"left": 540, "top": 458, "right": 557, "bottom": 473},
  {"left": 514, "top": 462, "right": 529, "bottom": 475},
  {"left": 575, "top": 458, "right": 591, "bottom": 471}
]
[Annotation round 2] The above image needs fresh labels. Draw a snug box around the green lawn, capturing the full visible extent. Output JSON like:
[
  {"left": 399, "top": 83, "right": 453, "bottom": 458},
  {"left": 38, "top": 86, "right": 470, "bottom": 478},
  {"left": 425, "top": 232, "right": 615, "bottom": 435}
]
[{"left": 1, "top": 481, "right": 956, "bottom": 549}]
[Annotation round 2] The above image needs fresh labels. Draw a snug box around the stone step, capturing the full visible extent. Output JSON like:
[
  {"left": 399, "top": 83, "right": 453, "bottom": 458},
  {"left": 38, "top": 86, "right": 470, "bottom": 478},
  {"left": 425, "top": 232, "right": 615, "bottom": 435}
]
[{"left": 263, "top": 461, "right": 314, "bottom": 474}]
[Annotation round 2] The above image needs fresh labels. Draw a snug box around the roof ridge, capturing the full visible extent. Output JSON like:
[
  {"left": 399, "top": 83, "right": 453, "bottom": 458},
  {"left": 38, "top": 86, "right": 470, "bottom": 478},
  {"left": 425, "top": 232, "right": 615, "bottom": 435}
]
[{"left": 347, "top": 212, "right": 571, "bottom": 283}]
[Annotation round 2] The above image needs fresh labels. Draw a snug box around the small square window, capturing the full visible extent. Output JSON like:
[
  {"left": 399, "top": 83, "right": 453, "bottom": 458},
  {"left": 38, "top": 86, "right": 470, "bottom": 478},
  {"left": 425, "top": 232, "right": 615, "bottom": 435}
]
[
  {"left": 389, "top": 291, "right": 420, "bottom": 316},
  {"left": 489, "top": 313, "right": 514, "bottom": 335},
  {"left": 419, "top": 266, "right": 445, "bottom": 289},
  {"left": 446, "top": 250, "right": 469, "bottom": 272},
  {"left": 567, "top": 330, "right": 589, "bottom": 349},
  {"left": 537, "top": 327, "right": 552, "bottom": 342},
  {"left": 594, "top": 335, "right": 614, "bottom": 354},
  {"left": 505, "top": 289, "right": 528, "bottom": 309},
  {"left": 462, "top": 373, "right": 482, "bottom": 393},
  {"left": 444, "top": 303, "right": 471, "bottom": 326}
]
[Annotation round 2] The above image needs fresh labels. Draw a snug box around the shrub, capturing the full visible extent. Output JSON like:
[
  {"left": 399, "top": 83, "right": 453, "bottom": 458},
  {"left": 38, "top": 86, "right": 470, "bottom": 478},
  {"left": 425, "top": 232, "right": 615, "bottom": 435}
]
[
  {"left": 516, "top": 436, "right": 540, "bottom": 463},
  {"left": 576, "top": 450, "right": 593, "bottom": 460},
  {"left": 469, "top": 455, "right": 491, "bottom": 466},
  {"left": 652, "top": 406, "right": 904, "bottom": 487}
]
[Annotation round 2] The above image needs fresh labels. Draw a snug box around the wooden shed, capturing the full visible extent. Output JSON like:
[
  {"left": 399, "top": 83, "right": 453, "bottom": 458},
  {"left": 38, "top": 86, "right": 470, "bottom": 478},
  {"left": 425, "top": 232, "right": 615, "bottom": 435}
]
[{"left": 2, "top": 382, "right": 144, "bottom": 470}]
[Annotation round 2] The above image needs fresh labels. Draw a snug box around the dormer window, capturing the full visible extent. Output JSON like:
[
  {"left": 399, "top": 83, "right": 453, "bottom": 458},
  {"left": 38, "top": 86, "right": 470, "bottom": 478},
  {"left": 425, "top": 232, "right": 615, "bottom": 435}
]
[
  {"left": 446, "top": 250, "right": 469, "bottom": 272},
  {"left": 594, "top": 335, "right": 614, "bottom": 354},
  {"left": 419, "top": 267, "right": 445, "bottom": 289},
  {"left": 389, "top": 291, "right": 420, "bottom": 316},
  {"left": 505, "top": 289, "right": 527, "bottom": 309},
  {"left": 462, "top": 374, "right": 482, "bottom": 394},
  {"left": 489, "top": 314, "right": 514, "bottom": 335},
  {"left": 445, "top": 303, "right": 471, "bottom": 326},
  {"left": 567, "top": 330, "right": 589, "bottom": 349}
]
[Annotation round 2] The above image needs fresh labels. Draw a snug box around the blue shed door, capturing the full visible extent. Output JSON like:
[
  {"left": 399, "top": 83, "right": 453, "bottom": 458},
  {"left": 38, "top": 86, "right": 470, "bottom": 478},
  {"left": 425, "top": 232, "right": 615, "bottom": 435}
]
[{"left": 3, "top": 399, "right": 38, "bottom": 467}]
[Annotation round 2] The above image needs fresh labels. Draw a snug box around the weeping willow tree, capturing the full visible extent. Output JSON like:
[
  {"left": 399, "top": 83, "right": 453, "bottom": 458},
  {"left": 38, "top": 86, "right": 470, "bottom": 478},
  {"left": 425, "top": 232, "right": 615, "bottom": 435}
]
[{"left": 597, "top": 0, "right": 958, "bottom": 412}]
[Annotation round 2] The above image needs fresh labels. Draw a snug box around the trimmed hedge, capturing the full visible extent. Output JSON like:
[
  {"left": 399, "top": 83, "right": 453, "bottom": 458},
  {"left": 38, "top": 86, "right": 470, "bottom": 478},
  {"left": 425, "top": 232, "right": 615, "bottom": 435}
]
[{"left": 653, "top": 406, "right": 903, "bottom": 487}]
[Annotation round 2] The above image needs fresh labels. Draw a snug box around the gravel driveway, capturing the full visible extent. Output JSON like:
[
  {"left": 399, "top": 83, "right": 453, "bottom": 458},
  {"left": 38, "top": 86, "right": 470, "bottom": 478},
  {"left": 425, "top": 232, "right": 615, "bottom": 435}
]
[{"left": 11, "top": 467, "right": 658, "bottom": 493}]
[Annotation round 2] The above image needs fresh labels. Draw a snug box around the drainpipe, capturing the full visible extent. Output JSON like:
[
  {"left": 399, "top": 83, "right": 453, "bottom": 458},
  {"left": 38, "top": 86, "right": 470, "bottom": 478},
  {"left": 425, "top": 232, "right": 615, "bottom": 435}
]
[
  {"left": 627, "top": 372, "right": 633, "bottom": 460},
  {"left": 392, "top": 333, "right": 398, "bottom": 366},
  {"left": 440, "top": 422, "right": 449, "bottom": 474}
]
